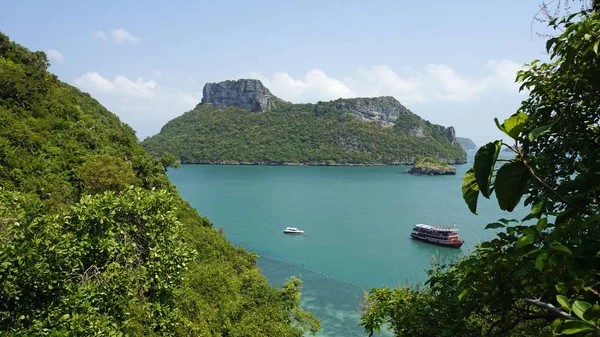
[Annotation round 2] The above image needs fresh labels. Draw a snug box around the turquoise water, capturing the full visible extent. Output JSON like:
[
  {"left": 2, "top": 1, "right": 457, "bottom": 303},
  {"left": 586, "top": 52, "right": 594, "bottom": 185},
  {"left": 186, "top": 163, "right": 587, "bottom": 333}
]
[{"left": 168, "top": 152, "right": 523, "bottom": 336}]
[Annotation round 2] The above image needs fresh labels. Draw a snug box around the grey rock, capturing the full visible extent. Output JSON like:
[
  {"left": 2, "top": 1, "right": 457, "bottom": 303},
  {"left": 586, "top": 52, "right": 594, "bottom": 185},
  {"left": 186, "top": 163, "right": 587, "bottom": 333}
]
[
  {"left": 327, "top": 96, "right": 412, "bottom": 125},
  {"left": 442, "top": 126, "right": 456, "bottom": 143},
  {"left": 200, "top": 79, "right": 277, "bottom": 112}
]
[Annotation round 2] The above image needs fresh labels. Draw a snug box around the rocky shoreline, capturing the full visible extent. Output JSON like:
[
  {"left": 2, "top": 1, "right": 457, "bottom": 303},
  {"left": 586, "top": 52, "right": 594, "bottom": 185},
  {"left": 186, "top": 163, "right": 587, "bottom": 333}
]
[{"left": 406, "top": 165, "right": 457, "bottom": 175}]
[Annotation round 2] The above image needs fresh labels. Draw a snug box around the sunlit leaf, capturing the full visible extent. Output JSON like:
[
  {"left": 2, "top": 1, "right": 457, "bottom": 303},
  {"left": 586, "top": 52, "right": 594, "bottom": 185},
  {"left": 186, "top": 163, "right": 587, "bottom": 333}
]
[
  {"left": 560, "top": 320, "right": 595, "bottom": 334},
  {"left": 572, "top": 301, "right": 592, "bottom": 320},
  {"left": 501, "top": 112, "right": 529, "bottom": 139},
  {"left": 516, "top": 235, "right": 534, "bottom": 249},
  {"left": 557, "top": 295, "right": 571, "bottom": 311}
]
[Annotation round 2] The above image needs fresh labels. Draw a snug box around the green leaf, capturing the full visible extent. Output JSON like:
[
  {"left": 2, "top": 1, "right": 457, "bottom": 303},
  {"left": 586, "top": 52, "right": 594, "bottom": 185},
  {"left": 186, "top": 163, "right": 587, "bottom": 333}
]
[
  {"left": 531, "top": 200, "right": 544, "bottom": 217},
  {"left": 557, "top": 295, "right": 571, "bottom": 311},
  {"left": 551, "top": 243, "right": 573, "bottom": 256},
  {"left": 573, "top": 301, "right": 592, "bottom": 320},
  {"left": 556, "top": 282, "right": 568, "bottom": 294},
  {"left": 457, "top": 289, "right": 468, "bottom": 301},
  {"left": 546, "top": 38, "right": 558, "bottom": 52},
  {"left": 594, "top": 40, "right": 599, "bottom": 55},
  {"left": 462, "top": 168, "right": 479, "bottom": 214},
  {"left": 560, "top": 320, "right": 595, "bottom": 334},
  {"left": 498, "top": 218, "right": 518, "bottom": 224},
  {"left": 528, "top": 125, "right": 552, "bottom": 141},
  {"left": 550, "top": 318, "right": 562, "bottom": 333},
  {"left": 501, "top": 112, "right": 529, "bottom": 139},
  {"left": 536, "top": 217, "right": 548, "bottom": 232},
  {"left": 495, "top": 161, "right": 530, "bottom": 211},
  {"left": 485, "top": 222, "right": 506, "bottom": 229},
  {"left": 473, "top": 140, "right": 503, "bottom": 198},
  {"left": 516, "top": 235, "right": 534, "bottom": 249},
  {"left": 535, "top": 253, "right": 547, "bottom": 272},
  {"left": 583, "top": 304, "right": 600, "bottom": 320},
  {"left": 494, "top": 118, "right": 506, "bottom": 134}
]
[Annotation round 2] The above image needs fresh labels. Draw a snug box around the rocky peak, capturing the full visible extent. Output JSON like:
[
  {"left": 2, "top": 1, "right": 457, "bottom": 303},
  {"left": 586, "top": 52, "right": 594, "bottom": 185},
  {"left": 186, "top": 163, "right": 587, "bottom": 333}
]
[
  {"left": 444, "top": 126, "right": 456, "bottom": 144},
  {"left": 200, "top": 79, "right": 277, "bottom": 112},
  {"left": 329, "top": 96, "right": 413, "bottom": 126}
]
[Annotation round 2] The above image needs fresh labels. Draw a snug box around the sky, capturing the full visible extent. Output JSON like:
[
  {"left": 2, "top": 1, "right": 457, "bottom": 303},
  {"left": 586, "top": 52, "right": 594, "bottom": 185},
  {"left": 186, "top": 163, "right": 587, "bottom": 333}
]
[{"left": 1, "top": 0, "right": 564, "bottom": 145}]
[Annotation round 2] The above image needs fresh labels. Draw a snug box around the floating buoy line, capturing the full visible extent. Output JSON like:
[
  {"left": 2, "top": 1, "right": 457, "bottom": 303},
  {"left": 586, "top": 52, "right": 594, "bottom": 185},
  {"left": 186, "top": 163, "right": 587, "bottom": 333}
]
[{"left": 258, "top": 254, "right": 366, "bottom": 290}]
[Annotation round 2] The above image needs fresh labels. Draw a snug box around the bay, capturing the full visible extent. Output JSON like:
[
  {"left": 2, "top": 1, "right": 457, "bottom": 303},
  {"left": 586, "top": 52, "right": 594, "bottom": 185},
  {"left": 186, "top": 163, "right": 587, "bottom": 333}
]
[{"left": 168, "top": 151, "right": 523, "bottom": 336}]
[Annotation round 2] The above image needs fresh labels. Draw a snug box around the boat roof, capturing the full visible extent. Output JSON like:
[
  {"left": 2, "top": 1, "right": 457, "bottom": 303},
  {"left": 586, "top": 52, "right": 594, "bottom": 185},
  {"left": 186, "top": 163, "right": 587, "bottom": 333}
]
[
  {"left": 414, "top": 224, "right": 460, "bottom": 232},
  {"left": 285, "top": 227, "right": 299, "bottom": 230}
]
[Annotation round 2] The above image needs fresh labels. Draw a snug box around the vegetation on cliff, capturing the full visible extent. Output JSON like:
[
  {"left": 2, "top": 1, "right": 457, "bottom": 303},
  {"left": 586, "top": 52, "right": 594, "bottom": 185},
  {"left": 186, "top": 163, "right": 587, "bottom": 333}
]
[
  {"left": 142, "top": 98, "right": 466, "bottom": 165},
  {"left": 406, "top": 156, "right": 456, "bottom": 175},
  {"left": 362, "top": 7, "right": 600, "bottom": 337},
  {"left": 456, "top": 136, "right": 477, "bottom": 150},
  {"left": 0, "top": 32, "right": 319, "bottom": 336}
]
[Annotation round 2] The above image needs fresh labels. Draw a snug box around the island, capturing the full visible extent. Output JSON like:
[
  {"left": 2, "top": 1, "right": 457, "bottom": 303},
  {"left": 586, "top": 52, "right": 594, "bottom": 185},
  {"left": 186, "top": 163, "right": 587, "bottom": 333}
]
[
  {"left": 143, "top": 79, "right": 468, "bottom": 165},
  {"left": 406, "top": 156, "right": 457, "bottom": 175},
  {"left": 456, "top": 137, "right": 476, "bottom": 150}
]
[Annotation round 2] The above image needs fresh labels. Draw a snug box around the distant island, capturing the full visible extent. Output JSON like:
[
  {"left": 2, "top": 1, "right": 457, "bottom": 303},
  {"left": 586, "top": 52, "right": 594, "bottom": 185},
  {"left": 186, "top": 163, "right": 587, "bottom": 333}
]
[
  {"left": 407, "top": 156, "right": 456, "bottom": 175},
  {"left": 143, "top": 79, "right": 467, "bottom": 165},
  {"left": 456, "top": 137, "right": 476, "bottom": 150}
]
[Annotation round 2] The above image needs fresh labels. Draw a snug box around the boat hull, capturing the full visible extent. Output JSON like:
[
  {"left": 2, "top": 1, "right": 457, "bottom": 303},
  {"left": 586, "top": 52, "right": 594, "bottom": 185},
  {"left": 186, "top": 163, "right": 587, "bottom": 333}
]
[
  {"left": 410, "top": 234, "right": 464, "bottom": 248},
  {"left": 283, "top": 231, "right": 304, "bottom": 235}
]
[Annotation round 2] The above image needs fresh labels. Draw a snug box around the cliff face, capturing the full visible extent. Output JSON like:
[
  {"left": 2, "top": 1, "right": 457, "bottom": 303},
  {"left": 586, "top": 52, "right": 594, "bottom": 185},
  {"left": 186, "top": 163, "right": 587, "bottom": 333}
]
[
  {"left": 320, "top": 96, "right": 456, "bottom": 144},
  {"left": 330, "top": 96, "right": 412, "bottom": 126},
  {"left": 200, "top": 79, "right": 277, "bottom": 112}
]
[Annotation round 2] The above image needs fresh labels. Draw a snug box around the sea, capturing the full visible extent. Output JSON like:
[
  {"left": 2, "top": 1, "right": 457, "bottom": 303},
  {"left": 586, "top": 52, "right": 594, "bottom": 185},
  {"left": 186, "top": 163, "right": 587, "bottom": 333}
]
[{"left": 168, "top": 151, "right": 524, "bottom": 336}]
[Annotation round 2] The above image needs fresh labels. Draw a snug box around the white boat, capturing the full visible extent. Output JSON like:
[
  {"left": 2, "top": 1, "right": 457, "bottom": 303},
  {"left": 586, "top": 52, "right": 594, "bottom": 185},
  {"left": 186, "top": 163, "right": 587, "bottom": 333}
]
[{"left": 283, "top": 227, "right": 305, "bottom": 234}]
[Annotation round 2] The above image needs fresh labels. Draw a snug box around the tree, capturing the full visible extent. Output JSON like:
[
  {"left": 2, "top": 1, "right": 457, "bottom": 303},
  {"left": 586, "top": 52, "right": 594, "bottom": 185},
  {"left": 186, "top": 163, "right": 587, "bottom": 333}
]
[
  {"left": 79, "top": 154, "right": 138, "bottom": 194},
  {"left": 362, "top": 7, "right": 600, "bottom": 337}
]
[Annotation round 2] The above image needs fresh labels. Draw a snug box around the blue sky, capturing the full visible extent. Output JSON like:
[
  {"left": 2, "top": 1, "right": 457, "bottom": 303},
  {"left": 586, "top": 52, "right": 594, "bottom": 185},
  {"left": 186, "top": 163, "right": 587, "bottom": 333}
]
[{"left": 2, "top": 0, "right": 557, "bottom": 144}]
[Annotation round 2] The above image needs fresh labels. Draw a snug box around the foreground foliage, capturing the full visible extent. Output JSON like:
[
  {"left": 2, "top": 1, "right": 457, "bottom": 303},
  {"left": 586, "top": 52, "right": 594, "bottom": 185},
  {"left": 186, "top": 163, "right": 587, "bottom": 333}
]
[
  {"left": 362, "top": 7, "right": 600, "bottom": 337},
  {"left": 142, "top": 100, "right": 466, "bottom": 165},
  {"left": 0, "top": 32, "right": 319, "bottom": 336}
]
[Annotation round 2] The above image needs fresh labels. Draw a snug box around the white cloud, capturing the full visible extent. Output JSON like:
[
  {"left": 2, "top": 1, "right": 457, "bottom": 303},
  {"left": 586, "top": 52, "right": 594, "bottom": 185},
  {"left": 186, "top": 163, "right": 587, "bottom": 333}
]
[
  {"left": 152, "top": 69, "right": 162, "bottom": 78},
  {"left": 92, "top": 29, "right": 139, "bottom": 44},
  {"left": 73, "top": 72, "right": 200, "bottom": 140},
  {"left": 92, "top": 30, "right": 108, "bottom": 40},
  {"left": 245, "top": 59, "right": 524, "bottom": 104},
  {"left": 46, "top": 49, "right": 64, "bottom": 63},
  {"left": 111, "top": 29, "right": 139, "bottom": 44},
  {"left": 72, "top": 60, "right": 526, "bottom": 143}
]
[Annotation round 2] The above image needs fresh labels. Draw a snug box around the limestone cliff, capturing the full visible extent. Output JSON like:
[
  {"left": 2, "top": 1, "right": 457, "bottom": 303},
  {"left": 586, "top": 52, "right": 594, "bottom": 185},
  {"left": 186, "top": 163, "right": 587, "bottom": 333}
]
[
  {"left": 200, "top": 79, "right": 277, "bottom": 112},
  {"left": 327, "top": 96, "right": 412, "bottom": 125},
  {"left": 316, "top": 96, "right": 456, "bottom": 143}
]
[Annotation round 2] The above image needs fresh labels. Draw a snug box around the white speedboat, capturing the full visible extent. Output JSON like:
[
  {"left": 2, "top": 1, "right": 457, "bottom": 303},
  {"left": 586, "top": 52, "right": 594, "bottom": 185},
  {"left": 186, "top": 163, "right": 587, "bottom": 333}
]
[{"left": 283, "top": 227, "right": 305, "bottom": 234}]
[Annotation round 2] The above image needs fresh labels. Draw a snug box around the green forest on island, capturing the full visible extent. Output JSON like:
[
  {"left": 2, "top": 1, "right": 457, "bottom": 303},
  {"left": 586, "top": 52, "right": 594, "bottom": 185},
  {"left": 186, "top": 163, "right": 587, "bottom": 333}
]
[
  {"left": 142, "top": 100, "right": 466, "bottom": 166},
  {"left": 361, "top": 6, "right": 600, "bottom": 337},
  {"left": 0, "top": 32, "right": 320, "bottom": 336}
]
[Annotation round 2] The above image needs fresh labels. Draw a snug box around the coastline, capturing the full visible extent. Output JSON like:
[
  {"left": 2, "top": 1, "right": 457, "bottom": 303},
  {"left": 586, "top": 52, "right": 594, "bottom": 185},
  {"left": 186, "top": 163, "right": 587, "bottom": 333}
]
[{"left": 178, "top": 160, "right": 468, "bottom": 166}]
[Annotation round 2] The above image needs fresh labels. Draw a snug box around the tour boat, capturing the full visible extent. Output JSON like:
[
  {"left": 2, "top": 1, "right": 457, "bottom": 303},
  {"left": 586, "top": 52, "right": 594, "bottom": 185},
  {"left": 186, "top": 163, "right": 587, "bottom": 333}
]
[
  {"left": 410, "top": 224, "right": 464, "bottom": 248},
  {"left": 283, "top": 227, "right": 305, "bottom": 234}
]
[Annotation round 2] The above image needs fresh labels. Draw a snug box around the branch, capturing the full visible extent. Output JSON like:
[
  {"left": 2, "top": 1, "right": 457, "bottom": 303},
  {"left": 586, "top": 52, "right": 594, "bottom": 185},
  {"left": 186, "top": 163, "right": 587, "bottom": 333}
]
[{"left": 525, "top": 298, "right": 576, "bottom": 320}]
